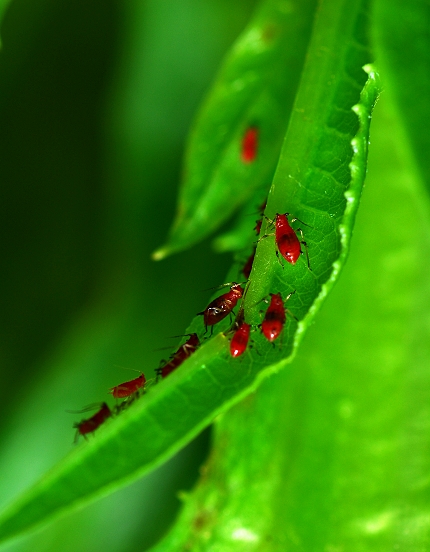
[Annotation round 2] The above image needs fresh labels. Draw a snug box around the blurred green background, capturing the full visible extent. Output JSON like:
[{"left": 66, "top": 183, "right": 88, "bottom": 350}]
[{"left": 0, "top": 0, "right": 258, "bottom": 550}]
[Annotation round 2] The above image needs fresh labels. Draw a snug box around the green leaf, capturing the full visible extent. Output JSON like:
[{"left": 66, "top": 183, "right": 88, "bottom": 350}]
[
  {"left": 149, "top": 96, "right": 430, "bottom": 552},
  {"left": 372, "top": 0, "right": 430, "bottom": 194},
  {"left": 152, "top": 0, "right": 317, "bottom": 260},
  {"left": 0, "top": 0, "right": 378, "bottom": 545}
]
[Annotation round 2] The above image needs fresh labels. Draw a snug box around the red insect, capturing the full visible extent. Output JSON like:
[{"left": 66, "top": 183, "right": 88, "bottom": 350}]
[
  {"left": 242, "top": 247, "right": 256, "bottom": 279},
  {"left": 275, "top": 213, "right": 310, "bottom": 268},
  {"left": 73, "top": 402, "right": 111, "bottom": 442},
  {"left": 230, "top": 321, "right": 251, "bottom": 358},
  {"left": 157, "top": 333, "right": 200, "bottom": 378},
  {"left": 110, "top": 372, "right": 146, "bottom": 399},
  {"left": 254, "top": 218, "right": 263, "bottom": 235},
  {"left": 198, "top": 283, "right": 244, "bottom": 332},
  {"left": 261, "top": 291, "right": 295, "bottom": 342},
  {"left": 241, "top": 126, "right": 258, "bottom": 163}
]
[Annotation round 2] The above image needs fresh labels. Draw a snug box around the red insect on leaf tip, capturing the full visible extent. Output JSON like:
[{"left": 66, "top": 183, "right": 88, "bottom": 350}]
[{"left": 241, "top": 126, "right": 258, "bottom": 163}]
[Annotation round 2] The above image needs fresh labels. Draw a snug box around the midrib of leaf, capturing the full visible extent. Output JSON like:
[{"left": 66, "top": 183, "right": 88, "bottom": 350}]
[{"left": 0, "top": 0, "right": 379, "bottom": 545}]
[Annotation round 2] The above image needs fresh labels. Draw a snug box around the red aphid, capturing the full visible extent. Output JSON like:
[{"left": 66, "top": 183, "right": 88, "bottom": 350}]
[
  {"left": 158, "top": 357, "right": 181, "bottom": 379},
  {"left": 254, "top": 218, "right": 263, "bottom": 235},
  {"left": 230, "top": 321, "right": 251, "bottom": 358},
  {"left": 242, "top": 248, "right": 256, "bottom": 279},
  {"left": 275, "top": 213, "right": 310, "bottom": 268},
  {"left": 177, "top": 333, "right": 200, "bottom": 357},
  {"left": 261, "top": 293, "right": 287, "bottom": 342},
  {"left": 110, "top": 373, "right": 146, "bottom": 399},
  {"left": 241, "top": 127, "right": 258, "bottom": 163},
  {"left": 157, "top": 333, "right": 200, "bottom": 378},
  {"left": 73, "top": 402, "right": 111, "bottom": 442},
  {"left": 199, "top": 283, "right": 244, "bottom": 331}
]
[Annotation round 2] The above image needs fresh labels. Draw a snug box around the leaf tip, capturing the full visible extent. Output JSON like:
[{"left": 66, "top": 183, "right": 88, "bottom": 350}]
[{"left": 151, "top": 247, "right": 169, "bottom": 261}]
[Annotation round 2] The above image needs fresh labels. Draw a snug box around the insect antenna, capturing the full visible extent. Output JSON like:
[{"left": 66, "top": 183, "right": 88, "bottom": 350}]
[
  {"left": 202, "top": 281, "right": 246, "bottom": 292},
  {"left": 66, "top": 403, "right": 105, "bottom": 414}
]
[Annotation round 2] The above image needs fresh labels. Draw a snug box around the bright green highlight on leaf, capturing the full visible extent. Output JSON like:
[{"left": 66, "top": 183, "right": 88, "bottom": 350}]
[
  {"left": 153, "top": 0, "right": 317, "bottom": 260},
  {"left": 0, "top": 0, "right": 379, "bottom": 546}
]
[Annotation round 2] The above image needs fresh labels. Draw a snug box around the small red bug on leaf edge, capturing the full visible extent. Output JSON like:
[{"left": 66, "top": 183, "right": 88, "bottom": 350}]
[
  {"left": 109, "top": 372, "right": 146, "bottom": 399},
  {"left": 198, "top": 283, "right": 244, "bottom": 333},
  {"left": 73, "top": 402, "right": 112, "bottom": 443},
  {"left": 157, "top": 333, "right": 200, "bottom": 379}
]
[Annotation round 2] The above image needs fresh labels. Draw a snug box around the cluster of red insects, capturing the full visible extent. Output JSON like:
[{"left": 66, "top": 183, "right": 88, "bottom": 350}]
[
  {"left": 72, "top": 333, "right": 200, "bottom": 442},
  {"left": 73, "top": 126, "right": 310, "bottom": 441},
  {"left": 225, "top": 207, "right": 308, "bottom": 358}
]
